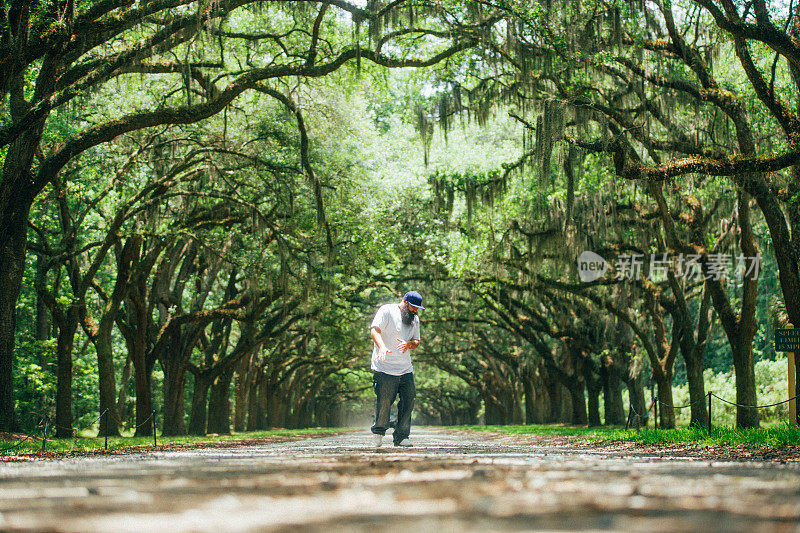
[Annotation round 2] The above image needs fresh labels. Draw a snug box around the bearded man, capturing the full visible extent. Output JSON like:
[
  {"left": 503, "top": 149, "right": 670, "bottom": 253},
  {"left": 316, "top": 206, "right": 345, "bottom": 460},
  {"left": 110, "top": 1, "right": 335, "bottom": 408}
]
[{"left": 368, "top": 291, "right": 424, "bottom": 447}]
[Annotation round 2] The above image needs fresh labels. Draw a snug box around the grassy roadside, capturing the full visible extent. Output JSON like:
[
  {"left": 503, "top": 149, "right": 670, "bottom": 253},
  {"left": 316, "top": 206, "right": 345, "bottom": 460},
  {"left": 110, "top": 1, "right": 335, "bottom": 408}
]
[
  {"left": 0, "top": 427, "right": 354, "bottom": 457},
  {"left": 450, "top": 424, "right": 800, "bottom": 447}
]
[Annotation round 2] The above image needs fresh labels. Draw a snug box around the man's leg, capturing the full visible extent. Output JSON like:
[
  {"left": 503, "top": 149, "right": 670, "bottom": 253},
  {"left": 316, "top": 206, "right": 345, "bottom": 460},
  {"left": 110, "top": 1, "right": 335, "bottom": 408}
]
[
  {"left": 393, "top": 372, "right": 416, "bottom": 444},
  {"left": 371, "top": 372, "right": 399, "bottom": 436}
]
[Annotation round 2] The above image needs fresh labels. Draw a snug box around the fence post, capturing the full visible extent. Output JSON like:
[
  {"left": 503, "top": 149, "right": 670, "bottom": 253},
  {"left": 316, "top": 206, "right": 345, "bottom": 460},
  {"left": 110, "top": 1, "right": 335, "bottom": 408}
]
[
  {"left": 707, "top": 392, "right": 712, "bottom": 433},
  {"left": 649, "top": 382, "right": 655, "bottom": 427},
  {"left": 152, "top": 410, "right": 157, "bottom": 447},
  {"left": 42, "top": 415, "right": 49, "bottom": 452},
  {"left": 654, "top": 389, "right": 659, "bottom": 429},
  {"left": 104, "top": 410, "right": 109, "bottom": 450}
]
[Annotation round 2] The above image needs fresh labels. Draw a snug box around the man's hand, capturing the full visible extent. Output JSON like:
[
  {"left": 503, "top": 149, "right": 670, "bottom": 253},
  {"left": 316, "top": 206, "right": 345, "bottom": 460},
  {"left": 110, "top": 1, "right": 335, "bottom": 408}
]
[
  {"left": 377, "top": 346, "right": 391, "bottom": 361},
  {"left": 396, "top": 338, "right": 419, "bottom": 353},
  {"left": 372, "top": 326, "right": 391, "bottom": 361}
]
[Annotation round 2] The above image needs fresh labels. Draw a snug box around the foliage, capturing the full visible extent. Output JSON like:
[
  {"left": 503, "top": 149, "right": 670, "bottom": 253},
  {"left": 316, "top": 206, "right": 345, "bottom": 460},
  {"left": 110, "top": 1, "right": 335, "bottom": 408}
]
[
  {"left": 0, "top": 428, "right": 349, "bottom": 456},
  {"left": 454, "top": 424, "right": 800, "bottom": 447},
  {"left": 3, "top": 0, "right": 800, "bottom": 438}
]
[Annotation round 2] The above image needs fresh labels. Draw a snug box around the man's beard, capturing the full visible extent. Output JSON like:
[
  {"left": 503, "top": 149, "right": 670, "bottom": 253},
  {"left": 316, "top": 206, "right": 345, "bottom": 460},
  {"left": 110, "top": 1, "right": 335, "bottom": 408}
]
[{"left": 400, "top": 305, "right": 415, "bottom": 325}]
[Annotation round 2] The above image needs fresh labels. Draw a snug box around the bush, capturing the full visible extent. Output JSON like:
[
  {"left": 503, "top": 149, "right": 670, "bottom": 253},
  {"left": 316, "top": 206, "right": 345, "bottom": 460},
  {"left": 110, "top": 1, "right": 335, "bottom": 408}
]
[{"left": 670, "top": 356, "right": 790, "bottom": 427}]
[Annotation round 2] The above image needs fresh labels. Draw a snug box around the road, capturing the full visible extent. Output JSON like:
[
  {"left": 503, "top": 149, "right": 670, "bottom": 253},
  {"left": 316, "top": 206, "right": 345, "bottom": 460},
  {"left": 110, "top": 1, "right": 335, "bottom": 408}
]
[{"left": 1, "top": 428, "right": 799, "bottom": 532}]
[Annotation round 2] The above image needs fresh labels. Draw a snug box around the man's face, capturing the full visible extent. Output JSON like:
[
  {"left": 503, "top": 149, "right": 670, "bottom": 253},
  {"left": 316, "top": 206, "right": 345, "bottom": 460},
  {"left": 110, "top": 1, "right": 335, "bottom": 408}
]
[{"left": 400, "top": 300, "right": 418, "bottom": 325}]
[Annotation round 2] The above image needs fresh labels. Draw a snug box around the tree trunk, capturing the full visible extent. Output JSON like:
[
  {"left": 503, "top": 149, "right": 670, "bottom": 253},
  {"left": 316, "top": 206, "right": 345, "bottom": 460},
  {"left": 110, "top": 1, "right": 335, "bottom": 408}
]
[
  {"left": 288, "top": 395, "right": 301, "bottom": 429},
  {"left": 233, "top": 356, "right": 251, "bottom": 431},
  {"left": 0, "top": 210, "right": 29, "bottom": 432},
  {"left": 128, "top": 292, "right": 153, "bottom": 437},
  {"left": 656, "top": 380, "right": 676, "bottom": 429},
  {"left": 522, "top": 373, "right": 536, "bottom": 424},
  {"left": 511, "top": 382, "right": 524, "bottom": 424},
  {"left": 567, "top": 381, "right": 588, "bottom": 426},
  {"left": 207, "top": 366, "right": 234, "bottom": 434},
  {"left": 54, "top": 310, "right": 78, "bottom": 438},
  {"left": 754, "top": 183, "right": 800, "bottom": 329},
  {"left": 560, "top": 384, "right": 573, "bottom": 422},
  {"left": 623, "top": 372, "right": 647, "bottom": 428},
  {"left": 533, "top": 376, "right": 548, "bottom": 424},
  {"left": 485, "top": 392, "right": 506, "bottom": 424},
  {"left": 582, "top": 363, "right": 602, "bottom": 427},
  {"left": 246, "top": 378, "right": 261, "bottom": 431},
  {"left": 484, "top": 394, "right": 497, "bottom": 425},
  {"left": 188, "top": 372, "right": 212, "bottom": 435},
  {"left": 116, "top": 353, "right": 133, "bottom": 428},
  {"left": 95, "top": 332, "right": 120, "bottom": 436},
  {"left": 733, "top": 342, "right": 759, "bottom": 427},
  {"left": 684, "top": 349, "right": 708, "bottom": 428},
  {"left": 467, "top": 396, "right": 480, "bottom": 425},
  {"left": 586, "top": 384, "right": 601, "bottom": 427},
  {"left": 296, "top": 398, "right": 313, "bottom": 428},
  {"left": 0, "top": 97, "right": 50, "bottom": 431},
  {"left": 131, "top": 352, "right": 154, "bottom": 436},
  {"left": 272, "top": 386, "right": 286, "bottom": 428},
  {"left": 162, "top": 356, "right": 188, "bottom": 436},
  {"left": 544, "top": 372, "right": 562, "bottom": 423},
  {"left": 678, "top": 285, "right": 711, "bottom": 429},
  {"left": 92, "top": 236, "right": 139, "bottom": 437},
  {"left": 602, "top": 360, "right": 625, "bottom": 425}
]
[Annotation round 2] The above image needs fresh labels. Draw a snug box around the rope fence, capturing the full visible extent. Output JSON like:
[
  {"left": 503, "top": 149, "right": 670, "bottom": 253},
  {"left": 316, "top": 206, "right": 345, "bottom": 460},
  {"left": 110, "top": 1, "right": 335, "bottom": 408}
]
[
  {"left": 628, "top": 391, "right": 799, "bottom": 432},
  {"left": 1, "top": 408, "right": 159, "bottom": 454},
  {"left": 0, "top": 418, "right": 45, "bottom": 453}
]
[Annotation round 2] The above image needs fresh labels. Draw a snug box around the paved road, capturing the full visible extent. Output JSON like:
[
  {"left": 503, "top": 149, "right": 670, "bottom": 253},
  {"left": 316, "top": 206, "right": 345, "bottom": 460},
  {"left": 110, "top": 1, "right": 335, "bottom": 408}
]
[{"left": 1, "top": 428, "right": 799, "bottom": 532}]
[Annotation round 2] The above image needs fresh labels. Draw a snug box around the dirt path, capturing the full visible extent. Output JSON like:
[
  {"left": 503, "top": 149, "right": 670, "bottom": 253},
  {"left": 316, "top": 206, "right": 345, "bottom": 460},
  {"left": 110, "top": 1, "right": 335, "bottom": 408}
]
[{"left": 1, "top": 428, "right": 799, "bottom": 532}]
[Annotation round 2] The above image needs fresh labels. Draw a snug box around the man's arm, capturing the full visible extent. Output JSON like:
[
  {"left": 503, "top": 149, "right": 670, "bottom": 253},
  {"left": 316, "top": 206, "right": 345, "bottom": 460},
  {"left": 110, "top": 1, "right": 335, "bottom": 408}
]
[
  {"left": 395, "top": 338, "right": 419, "bottom": 353},
  {"left": 371, "top": 326, "right": 391, "bottom": 361}
]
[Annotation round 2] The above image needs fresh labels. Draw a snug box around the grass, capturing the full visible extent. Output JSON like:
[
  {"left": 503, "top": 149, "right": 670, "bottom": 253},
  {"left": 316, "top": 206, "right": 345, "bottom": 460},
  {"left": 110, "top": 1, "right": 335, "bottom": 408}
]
[
  {"left": 450, "top": 424, "right": 800, "bottom": 447},
  {"left": 0, "top": 427, "right": 351, "bottom": 456}
]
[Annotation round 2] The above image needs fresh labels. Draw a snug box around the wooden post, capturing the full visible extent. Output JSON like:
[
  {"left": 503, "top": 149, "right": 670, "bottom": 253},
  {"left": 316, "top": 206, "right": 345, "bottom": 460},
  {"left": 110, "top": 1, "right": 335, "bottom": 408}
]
[
  {"left": 790, "top": 351, "right": 797, "bottom": 425},
  {"left": 651, "top": 382, "right": 658, "bottom": 429}
]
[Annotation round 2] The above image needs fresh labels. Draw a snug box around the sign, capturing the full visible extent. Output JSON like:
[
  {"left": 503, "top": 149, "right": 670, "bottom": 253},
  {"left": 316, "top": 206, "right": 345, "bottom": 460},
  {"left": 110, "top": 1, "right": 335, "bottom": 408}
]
[{"left": 776, "top": 328, "right": 800, "bottom": 352}]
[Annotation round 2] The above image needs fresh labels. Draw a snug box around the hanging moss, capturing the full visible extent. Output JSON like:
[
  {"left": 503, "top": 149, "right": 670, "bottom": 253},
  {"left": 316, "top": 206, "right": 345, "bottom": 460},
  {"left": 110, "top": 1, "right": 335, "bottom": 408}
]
[
  {"left": 438, "top": 92, "right": 451, "bottom": 142},
  {"left": 465, "top": 179, "right": 476, "bottom": 227},
  {"left": 533, "top": 99, "right": 568, "bottom": 185},
  {"left": 368, "top": 8, "right": 380, "bottom": 51},
  {"left": 415, "top": 104, "right": 434, "bottom": 167}
]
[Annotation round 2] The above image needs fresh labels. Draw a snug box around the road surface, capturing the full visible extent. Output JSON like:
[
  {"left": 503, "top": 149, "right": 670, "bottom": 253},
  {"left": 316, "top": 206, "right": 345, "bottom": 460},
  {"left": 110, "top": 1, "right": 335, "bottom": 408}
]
[{"left": 1, "top": 428, "right": 799, "bottom": 532}]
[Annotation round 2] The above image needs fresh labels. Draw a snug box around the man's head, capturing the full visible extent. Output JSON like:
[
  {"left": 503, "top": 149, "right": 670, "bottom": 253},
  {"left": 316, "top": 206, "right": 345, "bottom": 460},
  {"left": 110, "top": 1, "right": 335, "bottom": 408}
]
[{"left": 400, "top": 291, "right": 424, "bottom": 325}]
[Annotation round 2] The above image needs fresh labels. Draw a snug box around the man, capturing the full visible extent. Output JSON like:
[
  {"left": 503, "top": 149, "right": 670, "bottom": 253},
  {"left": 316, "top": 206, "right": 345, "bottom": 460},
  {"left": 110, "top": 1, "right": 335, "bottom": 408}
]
[{"left": 369, "top": 291, "right": 424, "bottom": 447}]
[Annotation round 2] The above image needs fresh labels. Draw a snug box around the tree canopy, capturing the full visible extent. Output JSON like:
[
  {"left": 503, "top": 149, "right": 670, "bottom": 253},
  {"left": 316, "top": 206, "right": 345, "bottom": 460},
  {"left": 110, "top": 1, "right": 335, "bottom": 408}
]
[{"left": 2, "top": 0, "right": 798, "bottom": 435}]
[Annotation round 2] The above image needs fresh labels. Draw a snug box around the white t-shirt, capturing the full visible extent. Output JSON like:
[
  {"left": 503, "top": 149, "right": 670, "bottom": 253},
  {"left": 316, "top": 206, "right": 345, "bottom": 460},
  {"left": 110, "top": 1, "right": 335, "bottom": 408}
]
[{"left": 370, "top": 303, "right": 420, "bottom": 376}]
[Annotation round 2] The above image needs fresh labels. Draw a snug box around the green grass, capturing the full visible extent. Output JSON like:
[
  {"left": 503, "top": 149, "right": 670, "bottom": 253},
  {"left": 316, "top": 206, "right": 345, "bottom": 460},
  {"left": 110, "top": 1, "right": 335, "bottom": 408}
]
[
  {"left": 450, "top": 424, "right": 800, "bottom": 447},
  {"left": 0, "top": 427, "right": 352, "bottom": 456}
]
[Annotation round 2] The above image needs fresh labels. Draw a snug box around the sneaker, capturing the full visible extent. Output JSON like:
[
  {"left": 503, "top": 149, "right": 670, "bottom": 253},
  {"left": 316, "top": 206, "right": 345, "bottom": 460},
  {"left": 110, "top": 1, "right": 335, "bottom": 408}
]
[
  {"left": 372, "top": 434, "right": 383, "bottom": 448},
  {"left": 394, "top": 438, "right": 412, "bottom": 447}
]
